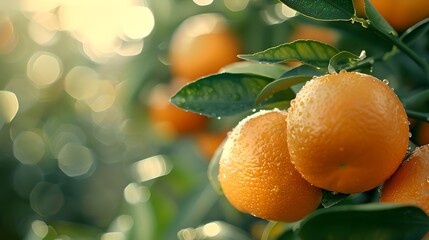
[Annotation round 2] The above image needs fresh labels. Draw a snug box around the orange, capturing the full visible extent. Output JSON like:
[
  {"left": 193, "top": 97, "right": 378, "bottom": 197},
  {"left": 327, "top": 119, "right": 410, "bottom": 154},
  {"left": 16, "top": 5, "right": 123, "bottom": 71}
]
[
  {"left": 380, "top": 144, "right": 429, "bottom": 220},
  {"left": 289, "top": 23, "right": 338, "bottom": 46},
  {"left": 147, "top": 82, "right": 209, "bottom": 137},
  {"left": 287, "top": 71, "right": 409, "bottom": 194},
  {"left": 353, "top": 0, "right": 429, "bottom": 30},
  {"left": 218, "top": 110, "right": 322, "bottom": 222},
  {"left": 169, "top": 13, "right": 241, "bottom": 82}
]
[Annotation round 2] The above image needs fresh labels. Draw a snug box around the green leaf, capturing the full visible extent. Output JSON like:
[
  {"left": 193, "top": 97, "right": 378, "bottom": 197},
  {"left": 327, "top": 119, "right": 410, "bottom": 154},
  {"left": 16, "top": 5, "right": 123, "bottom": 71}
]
[
  {"left": 321, "top": 190, "right": 350, "bottom": 208},
  {"left": 295, "top": 204, "right": 429, "bottom": 240},
  {"left": 221, "top": 61, "right": 289, "bottom": 79},
  {"left": 280, "top": 64, "right": 327, "bottom": 78},
  {"left": 328, "top": 51, "right": 362, "bottom": 73},
  {"left": 170, "top": 73, "right": 274, "bottom": 118},
  {"left": 364, "top": 0, "right": 397, "bottom": 36},
  {"left": 404, "top": 89, "right": 429, "bottom": 112},
  {"left": 208, "top": 139, "right": 225, "bottom": 195},
  {"left": 256, "top": 76, "right": 311, "bottom": 103},
  {"left": 263, "top": 222, "right": 299, "bottom": 240},
  {"left": 279, "top": 0, "right": 355, "bottom": 21},
  {"left": 400, "top": 18, "right": 429, "bottom": 45},
  {"left": 239, "top": 40, "right": 339, "bottom": 68}
]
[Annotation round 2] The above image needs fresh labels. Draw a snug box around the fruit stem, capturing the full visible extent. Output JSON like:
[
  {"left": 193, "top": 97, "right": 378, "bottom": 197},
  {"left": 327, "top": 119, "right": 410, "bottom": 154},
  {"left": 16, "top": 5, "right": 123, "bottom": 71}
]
[
  {"left": 367, "top": 23, "right": 429, "bottom": 81},
  {"left": 406, "top": 109, "right": 429, "bottom": 122}
]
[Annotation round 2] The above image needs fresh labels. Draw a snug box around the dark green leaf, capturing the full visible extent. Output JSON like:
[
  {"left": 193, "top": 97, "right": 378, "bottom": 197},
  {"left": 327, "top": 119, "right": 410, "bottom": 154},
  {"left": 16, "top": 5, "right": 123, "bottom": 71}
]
[
  {"left": 170, "top": 73, "right": 274, "bottom": 118},
  {"left": 280, "top": 64, "right": 327, "bottom": 78},
  {"left": 400, "top": 18, "right": 429, "bottom": 45},
  {"left": 404, "top": 89, "right": 429, "bottom": 113},
  {"left": 364, "top": 0, "right": 397, "bottom": 36},
  {"left": 296, "top": 204, "right": 429, "bottom": 240},
  {"left": 328, "top": 51, "right": 362, "bottom": 73},
  {"left": 280, "top": 0, "right": 355, "bottom": 21},
  {"left": 256, "top": 76, "right": 311, "bottom": 103},
  {"left": 239, "top": 40, "right": 339, "bottom": 68},
  {"left": 321, "top": 190, "right": 350, "bottom": 208},
  {"left": 221, "top": 61, "right": 289, "bottom": 79}
]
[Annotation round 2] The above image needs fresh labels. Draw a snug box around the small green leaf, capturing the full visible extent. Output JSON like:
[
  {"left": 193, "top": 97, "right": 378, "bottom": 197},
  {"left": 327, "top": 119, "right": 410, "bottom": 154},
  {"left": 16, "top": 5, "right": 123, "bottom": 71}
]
[
  {"left": 295, "top": 204, "right": 429, "bottom": 240},
  {"left": 364, "top": 0, "right": 397, "bottom": 36},
  {"left": 321, "top": 190, "right": 350, "bottom": 208},
  {"left": 208, "top": 139, "right": 225, "bottom": 195},
  {"left": 328, "top": 51, "right": 362, "bottom": 73},
  {"left": 280, "top": 0, "right": 355, "bottom": 21},
  {"left": 239, "top": 40, "right": 339, "bottom": 68},
  {"left": 221, "top": 61, "right": 289, "bottom": 79},
  {"left": 170, "top": 73, "right": 274, "bottom": 118},
  {"left": 400, "top": 18, "right": 429, "bottom": 45},
  {"left": 280, "top": 64, "right": 327, "bottom": 78},
  {"left": 256, "top": 76, "right": 311, "bottom": 103}
]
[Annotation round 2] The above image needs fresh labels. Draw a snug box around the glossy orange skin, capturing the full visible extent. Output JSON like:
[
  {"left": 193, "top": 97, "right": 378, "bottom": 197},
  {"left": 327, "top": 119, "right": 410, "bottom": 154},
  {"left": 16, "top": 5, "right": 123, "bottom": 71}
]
[
  {"left": 287, "top": 71, "right": 409, "bottom": 194},
  {"left": 380, "top": 145, "right": 429, "bottom": 237},
  {"left": 169, "top": 13, "right": 241, "bottom": 82},
  {"left": 218, "top": 110, "right": 322, "bottom": 222}
]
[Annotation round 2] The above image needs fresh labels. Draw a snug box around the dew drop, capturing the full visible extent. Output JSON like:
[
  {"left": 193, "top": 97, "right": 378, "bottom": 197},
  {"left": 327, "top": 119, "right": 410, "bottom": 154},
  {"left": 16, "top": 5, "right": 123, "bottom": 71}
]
[
  {"left": 252, "top": 109, "right": 257, "bottom": 113},
  {"left": 409, "top": 132, "right": 412, "bottom": 138},
  {"left": 382, "top": 79, "right": 389, "bottom": 85},
  {"left": 408, "top": 120, "right": 411, "bottom": 126},
  {"left": 339, "top": 69, "right": 347, "bottom": 74},
  {"left": 217, "top": 117, "right": 222, "bottom": 120}
]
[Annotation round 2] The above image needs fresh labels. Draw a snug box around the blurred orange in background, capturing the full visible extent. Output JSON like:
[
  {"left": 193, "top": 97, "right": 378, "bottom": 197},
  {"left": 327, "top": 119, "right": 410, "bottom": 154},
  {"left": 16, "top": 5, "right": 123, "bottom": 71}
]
[
  {"left": 169, "top": 13, "right": 242, "bottom": 83},
  {"left": 147, "top": 81, "right": 209, "bottom": 138}
]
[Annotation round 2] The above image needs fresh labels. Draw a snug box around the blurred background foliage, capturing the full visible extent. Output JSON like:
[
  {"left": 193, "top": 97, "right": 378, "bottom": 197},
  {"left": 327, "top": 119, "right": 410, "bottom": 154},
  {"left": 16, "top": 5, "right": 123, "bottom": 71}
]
[{"left": 0, "top": 0, "right": 428, "bottom": 239}]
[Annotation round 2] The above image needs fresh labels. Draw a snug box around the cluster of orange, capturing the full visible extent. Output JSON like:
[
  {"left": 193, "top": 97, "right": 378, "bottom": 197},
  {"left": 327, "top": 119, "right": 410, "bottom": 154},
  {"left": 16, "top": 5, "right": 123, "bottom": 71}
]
[
  {"left": 147, "top": 13, "right": 242, "bottom": 158},
  {"left": 218, "top": 71, "right": 429, "bottom": 223}
]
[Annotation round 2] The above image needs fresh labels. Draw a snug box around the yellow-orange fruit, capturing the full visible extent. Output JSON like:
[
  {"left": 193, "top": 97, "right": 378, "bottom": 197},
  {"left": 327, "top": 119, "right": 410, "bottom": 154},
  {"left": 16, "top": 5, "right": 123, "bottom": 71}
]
[
  {"left": 287, "top": 71, "right": 409, "bottom": 194},
  {"left": 169, "top": 13, "right": 241, "bottom": 82},
  {"left": 218, "top": 110, "right": 322, "bottom": 222},
  {"left": 147, "top": 83, "right": 209, "bottom": 136},
  {"left": 380, "top": 144, "right": 429, "bottom": 215}
]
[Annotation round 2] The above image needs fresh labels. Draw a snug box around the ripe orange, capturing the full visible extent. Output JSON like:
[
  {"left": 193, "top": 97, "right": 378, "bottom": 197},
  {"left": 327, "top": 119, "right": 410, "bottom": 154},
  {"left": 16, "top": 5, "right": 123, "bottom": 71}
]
[
  {"left": 169, "top": 13, "right": 241, "bottom": 82},
  {"left": 218, "top": 110, "right": 322, "bottom": 222},
  {"left": 147, "top": 82, "right": 209, "bottom": 137},
  {"left": 353, "top": 0, "right": 429, "bottom": 30},
  {"left": 287, "top": 71, "right": 409, "bottom": 194},
  {"left": 380, "top": 144, "right": 429, "bottom": 216}
]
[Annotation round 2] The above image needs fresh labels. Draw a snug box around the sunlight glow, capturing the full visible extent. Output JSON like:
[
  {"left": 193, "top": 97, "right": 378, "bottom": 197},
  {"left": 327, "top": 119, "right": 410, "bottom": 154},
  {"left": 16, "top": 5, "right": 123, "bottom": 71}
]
[
  {"left": 131, "top": 155, "right": 172, "bottom": 182},
  {"left": 202, "top": 222, "right": 221, "bottom": 237},
  {"left": 27, "top": 52, "right": 62, "bottom": 88},
  {"left": 58, "top": 143, "right": 95, "bottom": 177},
  {"left": 31, "top": 220, "right": 49, "bottom": 238},
  {"left": 193, "top": 0, "right": 214, "bottom": 6},
  {"left": 224, "top": 0, "right": 249, "bottom": 12},
  {"left": 22, "top": 0, "right": 154, "bottom": 62},
  {"left": 0, "top": 90, "right": 19, "bottom": 124}
]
